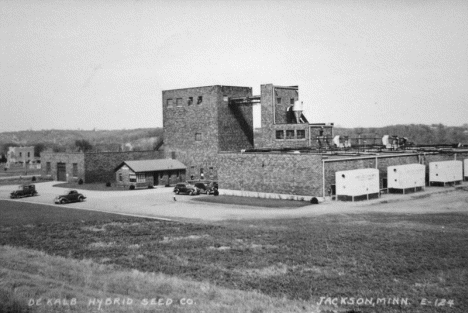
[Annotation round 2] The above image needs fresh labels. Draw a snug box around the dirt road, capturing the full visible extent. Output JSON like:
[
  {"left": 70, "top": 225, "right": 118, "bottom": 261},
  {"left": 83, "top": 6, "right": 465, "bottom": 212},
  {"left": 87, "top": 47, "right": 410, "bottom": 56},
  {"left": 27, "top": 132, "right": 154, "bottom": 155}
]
[{"left": 1, "top": 181, "right": 467, "bottom": 222}]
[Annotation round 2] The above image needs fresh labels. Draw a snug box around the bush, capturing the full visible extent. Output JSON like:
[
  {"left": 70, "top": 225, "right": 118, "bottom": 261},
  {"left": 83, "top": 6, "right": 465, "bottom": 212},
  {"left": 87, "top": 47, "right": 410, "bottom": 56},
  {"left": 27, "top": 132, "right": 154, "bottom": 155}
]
[
  {"left": 31, "top": 176, "right": 36, "bottom": 182},
  {"left": 148, "top": 185, "right": 154, "bottom": 189},
  {"left": 213, "top": 189, "right": 219, "bottom": 196},
  {"left": 78, "top": 179, "right": 83, "bottom": 185},
  {"left": 310, "top": 197, "right": 319, "bottom": 204},
  {"left": 129, "top": 185, "right": 135, "bottom": 190},
  {"left": 105, "top": 182, "right": 111, "bottom": 187}
]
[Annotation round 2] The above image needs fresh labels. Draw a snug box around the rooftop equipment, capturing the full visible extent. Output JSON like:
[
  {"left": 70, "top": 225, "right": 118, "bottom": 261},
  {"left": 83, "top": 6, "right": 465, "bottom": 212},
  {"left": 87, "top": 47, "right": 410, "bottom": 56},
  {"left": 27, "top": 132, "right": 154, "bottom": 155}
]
[
  {"left": 429, "top": 160, "right": 463, "bottom": 186},
  {"left": 293, "top": 100, "right": 305, "bottom": 123},
  {"left": 387, "top": 164, "right": 425, "bottom": 194},
  {"left": 335, "top": 168, "right": 380, "bottom": 201}
]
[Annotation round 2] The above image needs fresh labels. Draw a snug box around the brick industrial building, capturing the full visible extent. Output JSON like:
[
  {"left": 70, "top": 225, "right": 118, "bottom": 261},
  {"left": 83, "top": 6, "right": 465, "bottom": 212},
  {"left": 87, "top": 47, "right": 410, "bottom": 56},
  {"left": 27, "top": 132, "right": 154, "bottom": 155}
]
[
  {"left": 41, "top": 83, "right": 468, "bottom": 198},
  {"left": 163, "top": 83, "right": 468, "bottom": 199}
]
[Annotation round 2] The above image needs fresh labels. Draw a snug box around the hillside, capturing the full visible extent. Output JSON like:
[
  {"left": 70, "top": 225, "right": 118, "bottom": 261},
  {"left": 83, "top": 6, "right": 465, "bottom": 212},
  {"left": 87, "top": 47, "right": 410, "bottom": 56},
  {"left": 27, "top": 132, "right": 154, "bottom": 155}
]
[
  {"left": 333, "top": 124, "right": 468, "bottom": 146},
  {"left": 0, "top": 128, "right": 164, "bottom": 155},
  {"left": 1, "top": 124, "right": 468, "bottom": 157}
]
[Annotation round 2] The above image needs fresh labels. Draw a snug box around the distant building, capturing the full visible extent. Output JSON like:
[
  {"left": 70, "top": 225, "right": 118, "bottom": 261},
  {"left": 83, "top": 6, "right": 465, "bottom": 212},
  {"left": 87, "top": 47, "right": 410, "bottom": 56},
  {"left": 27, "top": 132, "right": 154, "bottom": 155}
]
[
  {"left": 41, "top": 150, "right": 165, "bottom": 183},
  {"left": 7, "top": 146, "right": 35, "bottom": 164}
]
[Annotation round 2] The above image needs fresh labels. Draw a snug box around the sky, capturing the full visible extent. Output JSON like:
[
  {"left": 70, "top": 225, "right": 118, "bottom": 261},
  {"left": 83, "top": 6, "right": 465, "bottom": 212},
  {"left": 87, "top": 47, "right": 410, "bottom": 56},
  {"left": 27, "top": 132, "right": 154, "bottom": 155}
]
[{"left": 1, "top": 0, "right": 467, "bottom": 131}]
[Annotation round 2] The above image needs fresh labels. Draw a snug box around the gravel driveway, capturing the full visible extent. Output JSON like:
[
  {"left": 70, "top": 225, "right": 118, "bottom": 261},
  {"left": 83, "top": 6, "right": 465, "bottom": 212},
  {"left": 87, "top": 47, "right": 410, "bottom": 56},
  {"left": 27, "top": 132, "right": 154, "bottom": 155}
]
[{"left": 1, "top": 181, "right": 467, "bottom": 222}]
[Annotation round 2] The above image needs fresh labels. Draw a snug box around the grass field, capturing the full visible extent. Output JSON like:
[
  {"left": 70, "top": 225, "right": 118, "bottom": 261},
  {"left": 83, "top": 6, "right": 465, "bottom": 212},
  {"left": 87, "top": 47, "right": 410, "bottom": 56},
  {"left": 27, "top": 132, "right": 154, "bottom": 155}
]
[
  {"left": 1, "top": 200, "right": 467, "bottom": 312},
  {"left": 192, "top": 195, "right": 312, "bottom": 208},
  {"left": 0, "top": 176, "right": 52, "bottom": 186},
  {"left": 53, "top": 182, "right": 134, "bottom": 191}
]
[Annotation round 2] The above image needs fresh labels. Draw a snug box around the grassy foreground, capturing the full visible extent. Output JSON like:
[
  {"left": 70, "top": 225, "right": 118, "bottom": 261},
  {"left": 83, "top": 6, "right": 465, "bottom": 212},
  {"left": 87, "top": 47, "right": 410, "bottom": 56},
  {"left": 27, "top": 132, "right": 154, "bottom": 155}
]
[
  {"left": 0, "top": 245, "right": 316, "bottom": 313},
  {"left": 1, "top": 199, "right": 467, "bottom": 312}
]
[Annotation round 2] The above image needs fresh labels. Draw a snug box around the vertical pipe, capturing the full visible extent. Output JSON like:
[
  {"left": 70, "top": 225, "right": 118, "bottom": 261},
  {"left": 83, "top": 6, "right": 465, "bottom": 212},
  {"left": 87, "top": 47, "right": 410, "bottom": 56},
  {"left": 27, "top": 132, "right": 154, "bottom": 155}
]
[
  {"left": 272, "top": 86, "right": 276, "bottom": 125},
  {"left": 322, "top": 159, "right": 325, "bottom": 200}
]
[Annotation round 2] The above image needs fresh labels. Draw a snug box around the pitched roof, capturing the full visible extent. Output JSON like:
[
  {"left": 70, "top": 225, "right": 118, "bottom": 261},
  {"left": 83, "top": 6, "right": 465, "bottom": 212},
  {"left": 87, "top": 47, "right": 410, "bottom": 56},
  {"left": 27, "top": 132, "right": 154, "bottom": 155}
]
[{"left": 115, "top": 159, "right": 186, "bottom": 173}]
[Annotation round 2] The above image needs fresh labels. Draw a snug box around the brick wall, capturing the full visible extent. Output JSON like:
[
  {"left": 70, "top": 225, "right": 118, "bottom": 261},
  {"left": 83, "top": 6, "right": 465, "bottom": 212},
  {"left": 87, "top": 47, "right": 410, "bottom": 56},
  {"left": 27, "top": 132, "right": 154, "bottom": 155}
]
[
  {"left": 218, "top": 152, "right": 323, "bottom": 196},
  {"left": 163, "top": 85, "right": 254, "bottom": 181},
  {"left": 40, "top": 152, "right": 85, "bottom": 182},
  {"left": 84, "top": 150, "right": 165, "bottom": 183},
  {"left": 218, "top": 86, "right": 254, "bottom": 151},
  {"left": 255, "top": 84, "right": 333, "bottom": 150}
]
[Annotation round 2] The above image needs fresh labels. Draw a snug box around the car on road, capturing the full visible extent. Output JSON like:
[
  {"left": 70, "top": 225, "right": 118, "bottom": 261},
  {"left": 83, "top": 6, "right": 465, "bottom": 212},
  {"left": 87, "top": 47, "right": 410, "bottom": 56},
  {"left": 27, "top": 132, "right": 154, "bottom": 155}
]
[
  {"left": 193, "top": 181, "right": 219, "bottom": 195},
  {"left": 10, "top": 184, "right": 38, "bottom": 199},
  {"left": 173, "top": 183, "right": 199, "bottom": 195},
  {"left": 54, "top": 190, "right": 86, "bottom": 204}
]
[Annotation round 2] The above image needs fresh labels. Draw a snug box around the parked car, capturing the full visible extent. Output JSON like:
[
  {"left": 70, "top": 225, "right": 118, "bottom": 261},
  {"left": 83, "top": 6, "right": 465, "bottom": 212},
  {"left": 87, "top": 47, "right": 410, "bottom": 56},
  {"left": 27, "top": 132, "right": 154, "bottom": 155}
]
[
  {"left": 10, "top": 184, "right": 38, "bottom": 199},
  {"left": 173, "top": 183, "right": 199, "bottom": 195},
  {"left": 193, "top": 181, "right": 218, "bottom": 195},
  {"left": 54, "top": 190, "right": 86, "bottom": 204}
]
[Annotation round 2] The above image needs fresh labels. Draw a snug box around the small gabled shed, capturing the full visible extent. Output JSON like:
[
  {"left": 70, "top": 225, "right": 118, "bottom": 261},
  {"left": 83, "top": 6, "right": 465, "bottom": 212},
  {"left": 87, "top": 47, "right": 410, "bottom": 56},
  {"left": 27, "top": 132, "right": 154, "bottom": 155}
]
[{"left": 114, "top": 159, "right": 186, "bottom": 188}]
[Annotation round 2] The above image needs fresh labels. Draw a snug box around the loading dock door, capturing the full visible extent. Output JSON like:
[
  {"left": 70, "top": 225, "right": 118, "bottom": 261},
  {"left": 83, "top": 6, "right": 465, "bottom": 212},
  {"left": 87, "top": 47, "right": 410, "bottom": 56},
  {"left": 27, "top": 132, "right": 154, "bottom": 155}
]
[{"left": 57, "top": 163, "right": 66, "bottom": 181}]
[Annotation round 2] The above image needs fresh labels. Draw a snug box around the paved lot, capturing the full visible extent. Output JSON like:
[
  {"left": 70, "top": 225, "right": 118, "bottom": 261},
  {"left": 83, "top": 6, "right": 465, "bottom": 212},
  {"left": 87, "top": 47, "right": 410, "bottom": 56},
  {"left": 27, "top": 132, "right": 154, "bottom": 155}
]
[{"left": 1, "top": 181, "right": 467, "bottom": 222}]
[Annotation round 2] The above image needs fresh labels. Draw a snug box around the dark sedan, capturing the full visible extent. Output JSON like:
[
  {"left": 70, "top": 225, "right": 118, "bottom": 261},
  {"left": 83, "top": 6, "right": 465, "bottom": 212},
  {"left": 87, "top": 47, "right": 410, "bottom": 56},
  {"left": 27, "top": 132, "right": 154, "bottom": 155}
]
[
  {"left": 54, "top": 190, "right": 86, "bottom": 204},
  {"left": 10, "top": 184, "right": 38, "bottom": 199},
  {"left": 193, "top": 181, "right": 218, "bottom": 195},
  {"left": 173, "top": 183, "right": 199, "bottom": 195}
]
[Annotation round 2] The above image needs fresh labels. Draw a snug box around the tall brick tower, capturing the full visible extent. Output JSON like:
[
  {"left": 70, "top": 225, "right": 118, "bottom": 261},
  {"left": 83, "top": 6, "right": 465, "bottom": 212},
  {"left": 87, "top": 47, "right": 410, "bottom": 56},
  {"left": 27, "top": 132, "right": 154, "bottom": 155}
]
[{"left": 163, "top": 85, "right": 254, "bottom": 180}]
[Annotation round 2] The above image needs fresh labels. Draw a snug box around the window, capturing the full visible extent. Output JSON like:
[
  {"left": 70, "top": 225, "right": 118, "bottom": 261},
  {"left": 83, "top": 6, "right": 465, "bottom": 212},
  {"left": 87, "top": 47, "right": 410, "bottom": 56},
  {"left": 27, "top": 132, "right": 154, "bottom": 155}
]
[
  {"left": 46, "top": 162, "right": 51, "bottom": 174},
  {"left": 223, "top": 95, "right": 228, "bottom": 102},
  {"left": 19, "top": 152, "right": 22, "bottom": 157},
  {"left": 200, "top": 168, "right": 204, "bottom": 179},
  {"left": 276, "top": 130, "right": 284, "bottom": 139},
  {"left": 136, "top": 173, "right": 146, "bottom": 183},
  {"left": 176, "top": 98, "right": 183, "bottom": 107},
  {"left": 159, "top": 172, "right": 164, "bottom": 179},
  {"left": 290, "top": 98, "right": 295, "bottom": 105},
  {"left": 119, "top": 173, "right": 123, "bottom": 182},
  {"left": 297, "top": 129, "right": 305, "bottom": 139},
  {"left": 209, "top": 166, "right": 213, "bottom": 177},
  {"left": 197, "top": 96, "right": 203, "bottom": 105},
  {"left": 166, "top": 99, "right": 173, "bottom": 108},
  {"left": 286, "top": 130, "right": 295, "bottom": 139},
  {"left": 129, "top": 174, "right": 136, "bottom": 182},
  {"left": 187, "top": 97, "right": 193, "bottom": 106},
  {"left": 27, "top": 152, "right": 30, "bottom": 157},
  {"left": 195, "top": 133, "right": 202, "bottom": 141},
  {"left": 72, "top": 163, "right": 78, "bottom": 177},
  {"left": 276, "top": 97, "right": 282, "bottom": 104}
]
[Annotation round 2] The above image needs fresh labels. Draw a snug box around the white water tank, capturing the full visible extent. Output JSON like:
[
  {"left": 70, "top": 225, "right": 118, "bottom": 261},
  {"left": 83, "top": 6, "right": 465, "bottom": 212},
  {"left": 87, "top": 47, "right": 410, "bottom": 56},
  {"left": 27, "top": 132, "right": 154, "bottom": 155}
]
[
  {"left": 293, "top": 100, "right": 304, "bottom": 123},
  {"left": 388, "top": 164, "right": 425, "bottom": 190},
  {"left": 333, "top": 136, "right": 342, "bottom": 148},
  {"left": 382, "top": 135, "right": 392, "bottom": 149},
  {"left": 335, "top": 168, "right": 380, "bottom": 200},
  {"left": 429, "top": 160, "right": 462, "bottom": 184}
]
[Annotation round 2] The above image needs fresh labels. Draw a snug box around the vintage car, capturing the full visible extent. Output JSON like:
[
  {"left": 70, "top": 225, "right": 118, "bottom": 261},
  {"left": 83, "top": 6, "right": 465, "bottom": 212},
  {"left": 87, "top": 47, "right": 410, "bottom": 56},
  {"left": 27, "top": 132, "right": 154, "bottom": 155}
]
[
  {"left": 10, "top": 184, "right": 38, "bottom": 199},
  {"left": 54, "top": 190, "right": 86, "bottom": 204},
  {"left": 193, "top": 181, "right": 219, "bottom": 195},
  {"left": 173, "top": 183, "right": 199, "bottom": 195}
]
